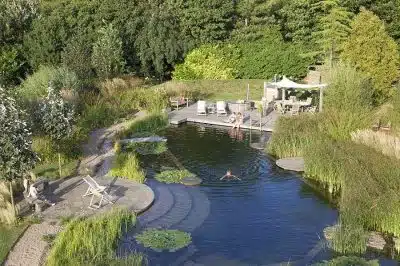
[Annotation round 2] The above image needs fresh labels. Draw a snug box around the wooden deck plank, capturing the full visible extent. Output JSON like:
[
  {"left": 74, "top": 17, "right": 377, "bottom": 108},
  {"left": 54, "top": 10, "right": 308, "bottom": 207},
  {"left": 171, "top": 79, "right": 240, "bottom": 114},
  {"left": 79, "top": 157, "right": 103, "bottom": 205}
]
[{"left": 168, "top": 103, "right": 277, "bottom": 132}]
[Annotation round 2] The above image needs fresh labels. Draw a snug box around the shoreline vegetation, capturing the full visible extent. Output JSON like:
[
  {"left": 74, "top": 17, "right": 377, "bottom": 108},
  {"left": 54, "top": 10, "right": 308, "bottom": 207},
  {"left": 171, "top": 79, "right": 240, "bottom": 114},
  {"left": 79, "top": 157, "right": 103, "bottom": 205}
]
[{"left": 267, "top": 64, "right": 400, "bottom": 255}]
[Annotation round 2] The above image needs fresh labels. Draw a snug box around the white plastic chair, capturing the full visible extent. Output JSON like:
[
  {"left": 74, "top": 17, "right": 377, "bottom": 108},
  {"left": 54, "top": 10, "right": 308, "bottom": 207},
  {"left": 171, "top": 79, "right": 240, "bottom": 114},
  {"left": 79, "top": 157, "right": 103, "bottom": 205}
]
[
  {"left": 197, "top": 101, "right": 207, "bottom": 115},
  {"left": 217, "top": 101, "right": 227, "bottom": 116}
]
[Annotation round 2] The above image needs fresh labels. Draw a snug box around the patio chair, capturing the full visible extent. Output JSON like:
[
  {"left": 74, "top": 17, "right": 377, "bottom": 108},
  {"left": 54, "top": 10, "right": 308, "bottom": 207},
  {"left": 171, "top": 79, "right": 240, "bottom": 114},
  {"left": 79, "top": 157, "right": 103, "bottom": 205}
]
[
  {"left": 306, "top": 106, "right": 317, "bottom": 114},
  {"left": 290, "top": 104, "right": 300, "bottom": 116},
  {"left": 197, "top": 101, "right": 207, "bottom": 115},
  {"left": 217, "top": 101, "right": 227, "bottom": 116},
  {"left": 82, "top": 176, "right": 114, "bottom": 209}
]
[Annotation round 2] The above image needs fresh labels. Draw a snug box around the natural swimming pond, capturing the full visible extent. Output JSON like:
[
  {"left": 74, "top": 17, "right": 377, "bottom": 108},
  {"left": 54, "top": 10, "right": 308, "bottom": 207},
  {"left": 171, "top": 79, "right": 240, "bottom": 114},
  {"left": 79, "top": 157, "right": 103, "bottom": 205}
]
[{"left": 120, "top": 124, "right": 355, "bottom": 265}]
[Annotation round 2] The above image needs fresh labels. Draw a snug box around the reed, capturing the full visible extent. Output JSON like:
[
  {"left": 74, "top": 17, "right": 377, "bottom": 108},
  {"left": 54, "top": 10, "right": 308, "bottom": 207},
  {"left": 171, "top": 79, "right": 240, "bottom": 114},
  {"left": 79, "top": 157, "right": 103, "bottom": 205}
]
[
  {"left": 121, "top": 113, "right": 168, "bottom": 139},
  {"left": 109, "top": 153, "right": 146, "bottom": 183},
  {"left": 313, "top": 256, "right": 379, "bottom": 266},
  {"left": 47, "top": 209, "right": 144, "bottom": 266},
  {"left": 135, "top": 229, "right": 192, "bottom": 252},
  {"left": 351, "top": 129, "right": 400, "bottom": 159},
  {"left": 154, "top": 169, "right": 196, "bottom": 184}
]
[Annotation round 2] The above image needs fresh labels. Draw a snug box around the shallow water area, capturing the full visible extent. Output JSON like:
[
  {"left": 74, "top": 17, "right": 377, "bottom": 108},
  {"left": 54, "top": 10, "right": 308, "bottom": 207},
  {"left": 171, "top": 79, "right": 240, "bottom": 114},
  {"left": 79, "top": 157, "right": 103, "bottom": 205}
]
[{"left": 120, "top": 124, "right": 347, "bottom": 265}]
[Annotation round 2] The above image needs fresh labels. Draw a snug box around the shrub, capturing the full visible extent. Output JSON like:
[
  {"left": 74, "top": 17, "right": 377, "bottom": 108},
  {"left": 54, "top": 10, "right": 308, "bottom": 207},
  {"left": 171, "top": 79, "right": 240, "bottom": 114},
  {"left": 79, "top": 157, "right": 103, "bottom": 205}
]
[
  {"left": 173, "top": 44, "right": 240, "bottom": 80},
  {"left": 17, "top": 66, "right": 79, "bottom": 102},
  {"left": 109, "top": 153, "right": 146, "bottom": 183},
  {"left": 135, "top": 229, "right": 192, "bottom": 252},
  {"left": 237, "top": 28, "right": 312, "bottom": 79},
  {"left": 154, "top": 169, "right": 196, "bottom": 184},
  {"left": 313, "top": 256, "right": 379, "bottom": 266},
  {"left": 47, "top": 209, "right": 143, "bottom": 266}
]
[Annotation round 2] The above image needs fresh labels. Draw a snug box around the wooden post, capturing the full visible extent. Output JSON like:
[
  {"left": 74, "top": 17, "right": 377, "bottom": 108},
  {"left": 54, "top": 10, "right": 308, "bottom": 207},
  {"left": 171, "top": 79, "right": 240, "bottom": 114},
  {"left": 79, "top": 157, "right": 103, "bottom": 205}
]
[{"left": 319, "top": 87, "right": 324, "bottom": 112}]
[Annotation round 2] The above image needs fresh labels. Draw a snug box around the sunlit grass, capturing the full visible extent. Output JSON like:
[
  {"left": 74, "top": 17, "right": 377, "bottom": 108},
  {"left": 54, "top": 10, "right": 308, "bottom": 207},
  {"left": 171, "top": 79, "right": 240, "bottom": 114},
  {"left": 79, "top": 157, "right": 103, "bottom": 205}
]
[
  {"left": 135, "top": 229, "right": 191, "bottom": 252},
  {"left": 109, "top": 153, "right": 146, "bottom": 183},
  {"left": 154, "top": 169, "right": 196, "bottom": 184}
]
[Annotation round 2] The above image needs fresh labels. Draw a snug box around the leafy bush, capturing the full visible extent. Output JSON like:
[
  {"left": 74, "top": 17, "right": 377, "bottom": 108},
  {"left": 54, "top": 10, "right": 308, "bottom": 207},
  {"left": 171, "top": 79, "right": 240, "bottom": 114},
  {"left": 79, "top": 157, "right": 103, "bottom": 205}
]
[
  {"left": 314, "top": 256, "right": 379, "bottom": 266},
  {"left": 154, "top": 169, "right": 196, "bottom": 184},
  {"left": 173, "top": 44, "right": 240, "bottom": 80},
  {"left": 237, "top": 28, "right": 312, "bottom": 79},
  {"left": 47, "top": 209, "right": 144, "bottom": 266},
  {"left": 16, "top": 66, "right": 79, "bottom": 102},
  {"left": 135, "top": 229, "right": 192, "bottom": 252},
  {"left": 109, "top": 153, "right": 146, "bottom": 183},
  {"left": 125, "top": 142, "right": 167, "bottom": 155}
]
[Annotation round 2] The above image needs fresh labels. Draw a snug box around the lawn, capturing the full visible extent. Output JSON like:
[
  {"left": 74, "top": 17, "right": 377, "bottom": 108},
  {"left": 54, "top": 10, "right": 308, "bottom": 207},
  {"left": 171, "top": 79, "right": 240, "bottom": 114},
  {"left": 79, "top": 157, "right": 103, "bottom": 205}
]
[
  {"left": 0, "top": 224, "right": 28, "bottom": 263},
  {"left": 33, "top": 159, "right": 80, "bottom": 180},
  {"left": 153, "top": 79, "right": 266, "bottom": 101}
]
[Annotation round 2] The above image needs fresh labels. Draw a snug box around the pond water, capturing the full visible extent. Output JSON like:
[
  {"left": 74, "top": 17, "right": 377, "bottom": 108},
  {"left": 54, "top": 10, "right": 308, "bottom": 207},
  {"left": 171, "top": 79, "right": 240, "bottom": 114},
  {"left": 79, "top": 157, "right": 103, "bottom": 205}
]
[{"left": 119, "top": 124, "right": 350, "bottom": 265}]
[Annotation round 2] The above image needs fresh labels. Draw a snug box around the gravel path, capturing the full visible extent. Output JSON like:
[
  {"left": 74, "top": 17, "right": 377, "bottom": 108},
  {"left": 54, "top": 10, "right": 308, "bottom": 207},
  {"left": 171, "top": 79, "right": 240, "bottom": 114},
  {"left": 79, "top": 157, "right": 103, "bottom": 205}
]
[
  {"left": 5, "top": 111, "right": 148, "bottom": 266},
  {"left": 5, "top": 221, "right": 62, "bottom": 266}
]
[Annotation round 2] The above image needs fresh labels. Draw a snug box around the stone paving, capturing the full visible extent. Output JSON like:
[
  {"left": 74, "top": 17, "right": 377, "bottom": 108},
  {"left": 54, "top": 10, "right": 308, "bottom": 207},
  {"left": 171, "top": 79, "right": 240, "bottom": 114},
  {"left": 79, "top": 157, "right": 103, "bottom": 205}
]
[{"left": 5, "top": 111, "right": 154, "bottom": 266}]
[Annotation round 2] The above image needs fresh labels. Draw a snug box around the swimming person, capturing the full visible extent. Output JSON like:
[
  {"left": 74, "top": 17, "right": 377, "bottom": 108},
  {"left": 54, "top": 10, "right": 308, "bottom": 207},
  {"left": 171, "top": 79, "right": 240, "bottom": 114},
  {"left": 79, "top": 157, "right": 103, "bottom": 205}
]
[{"left": 220, "top": 169, "right": 241, "bottom": 180}]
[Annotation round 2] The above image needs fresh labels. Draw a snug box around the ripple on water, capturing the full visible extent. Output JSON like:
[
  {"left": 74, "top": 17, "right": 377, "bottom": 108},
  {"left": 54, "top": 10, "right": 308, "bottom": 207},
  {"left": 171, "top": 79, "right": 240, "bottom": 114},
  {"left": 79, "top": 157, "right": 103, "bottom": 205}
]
[{"left": 135, "top": 124, "right": 337, "bottom": 265}]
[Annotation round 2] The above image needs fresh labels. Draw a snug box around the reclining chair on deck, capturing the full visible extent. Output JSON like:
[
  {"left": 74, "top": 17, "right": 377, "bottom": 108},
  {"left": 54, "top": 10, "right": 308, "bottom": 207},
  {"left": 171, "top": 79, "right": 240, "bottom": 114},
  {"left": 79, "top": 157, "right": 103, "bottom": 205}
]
[
  {"left": 197, "top": 101, "right": 207, "bottom": 115},
  {"left": 82, "top": 176, "right": 114, "bottom": 209}
]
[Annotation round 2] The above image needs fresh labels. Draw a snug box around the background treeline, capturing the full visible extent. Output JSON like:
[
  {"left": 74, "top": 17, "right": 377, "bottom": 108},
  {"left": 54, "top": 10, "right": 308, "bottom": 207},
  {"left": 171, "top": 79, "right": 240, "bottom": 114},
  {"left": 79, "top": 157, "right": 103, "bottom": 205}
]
[{"left": 2, "top": 0, "right": 400, "bottom": 87}]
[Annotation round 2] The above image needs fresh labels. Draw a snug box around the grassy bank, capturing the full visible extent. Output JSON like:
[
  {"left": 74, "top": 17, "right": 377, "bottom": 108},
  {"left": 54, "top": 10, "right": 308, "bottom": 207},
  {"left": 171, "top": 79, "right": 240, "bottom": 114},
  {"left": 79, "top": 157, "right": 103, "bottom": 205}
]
[
  {"left": 152, "top": 79, "right": 266, "bottom": 101},
  {"left": 119, "top": 113, "right": 168, "bottom": 139},
  {"left": 47, "top": 209, "right": 145, "bottom": 266},
  {"left": 0, "top": 224, "right": 28, "bottom": 264},
  {"left": 267, "top": 64, "right": 400, "bottom": 254},
  {"left": 33, "top": 159, "right": 80, "bottom": 180}
]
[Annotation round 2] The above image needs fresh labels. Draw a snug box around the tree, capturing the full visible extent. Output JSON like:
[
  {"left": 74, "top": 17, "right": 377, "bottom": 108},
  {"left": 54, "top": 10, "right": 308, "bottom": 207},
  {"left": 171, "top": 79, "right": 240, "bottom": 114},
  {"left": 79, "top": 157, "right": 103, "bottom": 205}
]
[
  {"left": 39, "top": 87, "right": 75, "bottom": 178},
  {"left": 0, "top": 46, "right": 25, "bottom": 87},
  {"left": 342, "top": 8, "right": 400, "bottom": 103},
  {"left": 62, "top": 33, "right": 93, "bottom": 80},
  {"left": 312, "top": 0, "right": 353, "bottom": 67},
  {"left": 0, "top": 87, "right": 38, "bottom": 218},
  {"left": 173, "top": 44, "right": 240, "bottom": 80},
  {"left": 233, "top": 0, "right": 284, "bottom": 41},
  {"left": 92, "top": 23, "right": 125, "bottom": 79}
]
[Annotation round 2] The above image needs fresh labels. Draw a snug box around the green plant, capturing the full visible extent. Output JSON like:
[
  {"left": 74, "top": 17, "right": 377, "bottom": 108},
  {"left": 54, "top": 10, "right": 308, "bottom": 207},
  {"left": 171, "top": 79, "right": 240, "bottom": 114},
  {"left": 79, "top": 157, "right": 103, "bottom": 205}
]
[
  {"left": 121, "top": 114, "right": 168, "bottom": 139},
  {"left": 313, "top": 256, "right": 379, "bottom": 266},
  {"left": 109, "top": 153, "right": 146, "bottom": 183},
  {"left": 42, "top": 234, "right": 56, "bottom": 244},
  {"left": 330, "top": 223, "right": 367, "bottom": 254},
  {"left": 135, "top": 229, "right": 192, "bottom": 252},
  {"left": 173, "top": 44, "right": 240, "bottom": 80},
  {"left": 154, "top": 169, "right": 196, "bottom": 184},
  {"left": 125, "top": 142, "right": 167, "bottom": 155},
  {"left": 92, "top": 23, "right": 125, "bottom": 79},
  {"left": 342, "top": 8, "right": 400, "bottom": 103},
  {"left": 47, "top": 209, "right": 140, "bottom": 266}
]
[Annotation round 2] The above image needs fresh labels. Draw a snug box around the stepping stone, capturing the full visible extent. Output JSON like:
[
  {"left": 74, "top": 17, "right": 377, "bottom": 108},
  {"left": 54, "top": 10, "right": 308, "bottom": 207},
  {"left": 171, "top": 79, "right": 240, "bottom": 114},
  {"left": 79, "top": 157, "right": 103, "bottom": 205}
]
[
  {"left": 276, "top": 157, "right": 305, "bottom": 172},
  {"left": 250, "top": 143, "right": 264, "bottom": 150},
  {"left": 367, "top": 231, "right": 386, "bottom": 250},
  {"left": 181, "top": 176, "right": 202, "bottom": 186}
]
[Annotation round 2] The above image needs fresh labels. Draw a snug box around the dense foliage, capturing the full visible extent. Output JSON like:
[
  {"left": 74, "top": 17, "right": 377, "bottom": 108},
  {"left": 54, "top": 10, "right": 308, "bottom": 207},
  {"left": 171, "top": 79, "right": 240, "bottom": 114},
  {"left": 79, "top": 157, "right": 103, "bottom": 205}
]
[
  {"left": 342, "top": 8, "right": 400, "bottom": 103},
  {"left": 314, "top": 256, "right": 379, "bottom": 266},
  {"left": 1, "top": 0, "right": 398, "bottom": 82},
  {"left": 154, "top": 169, "right": 197, "bottom": 184}
]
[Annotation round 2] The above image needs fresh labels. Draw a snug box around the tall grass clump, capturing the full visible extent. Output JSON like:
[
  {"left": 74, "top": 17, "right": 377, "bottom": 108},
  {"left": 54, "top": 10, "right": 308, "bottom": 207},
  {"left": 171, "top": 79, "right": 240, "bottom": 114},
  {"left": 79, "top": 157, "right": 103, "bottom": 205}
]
[
  {"left": 267, "top": 114, "right": 321, "bottom": 158},
  {"left": 0, "top": 182, "right": 16, "bottom": 224},
  {"left": 47, "top": 209, "right": 144, "bottom": 266},
  {"left": 121, "top": 114, "right": 168, "bottom": 139},
  {"left": 155, "top": 169, "right": 196, "bottom": 184},
  {"left": 351, "top": 129, "right": 400, "bottom": 159},
  {"left": 323, "top": 63, "right": 374, "bottom": 140},
  {"left": 135, "top": 229, "right": 192, "bottom": 252},
  {"left": 109, "top": 153, "right": 146, "bottom": 183}
]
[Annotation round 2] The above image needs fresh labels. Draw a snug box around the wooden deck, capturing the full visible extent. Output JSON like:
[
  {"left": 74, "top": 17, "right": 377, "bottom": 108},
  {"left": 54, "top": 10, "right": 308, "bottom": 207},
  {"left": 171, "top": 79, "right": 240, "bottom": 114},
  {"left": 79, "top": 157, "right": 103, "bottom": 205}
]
[{"left": 168, "top": 103, "right": 278, "bottom": 132}]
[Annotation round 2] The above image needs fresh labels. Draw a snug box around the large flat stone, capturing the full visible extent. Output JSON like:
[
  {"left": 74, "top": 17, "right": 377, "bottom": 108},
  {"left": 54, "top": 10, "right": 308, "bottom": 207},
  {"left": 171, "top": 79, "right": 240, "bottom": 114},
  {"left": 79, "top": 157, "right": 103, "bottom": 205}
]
[{"left": 276, "top": 157, "right": 305, "bottom": 172}]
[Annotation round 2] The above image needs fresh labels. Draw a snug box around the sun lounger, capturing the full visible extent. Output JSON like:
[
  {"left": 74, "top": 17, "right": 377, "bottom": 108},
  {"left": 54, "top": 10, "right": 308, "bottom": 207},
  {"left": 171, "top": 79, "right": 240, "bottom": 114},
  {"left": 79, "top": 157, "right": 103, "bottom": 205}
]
[
  {"left": 217, "top": 101, "right": 227, "bottom": 116},
  {"left": 197, "top": 101, "right": 207, "bottom": 115},
  {"left": 82, "top": 176, "right": 114, "bottom": 209}
]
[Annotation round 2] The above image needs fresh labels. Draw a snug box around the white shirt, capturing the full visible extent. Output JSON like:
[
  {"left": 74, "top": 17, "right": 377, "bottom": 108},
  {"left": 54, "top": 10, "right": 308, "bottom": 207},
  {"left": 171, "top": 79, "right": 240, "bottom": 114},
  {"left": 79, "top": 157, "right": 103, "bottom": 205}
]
[{"left": 28, "top": 185, "right": 38, "bottom": 199}]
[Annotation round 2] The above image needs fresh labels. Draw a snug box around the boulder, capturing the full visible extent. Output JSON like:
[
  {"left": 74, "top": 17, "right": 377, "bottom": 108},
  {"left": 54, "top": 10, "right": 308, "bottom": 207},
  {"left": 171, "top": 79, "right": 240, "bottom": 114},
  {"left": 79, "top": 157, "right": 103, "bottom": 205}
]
[
  {"left": 367, "top": 232, "right": 386, "bottom": 250},
  {"left": 323, "top": 224, "right": 339, "bottom": 240}
]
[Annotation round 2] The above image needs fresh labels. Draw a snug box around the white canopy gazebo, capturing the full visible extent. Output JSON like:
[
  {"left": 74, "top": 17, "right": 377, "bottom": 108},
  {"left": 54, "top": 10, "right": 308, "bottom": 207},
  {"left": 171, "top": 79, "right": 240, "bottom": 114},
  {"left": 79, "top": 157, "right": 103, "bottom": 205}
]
[{"left": 269, "top": 76, "right": 328, "bottom": 112}]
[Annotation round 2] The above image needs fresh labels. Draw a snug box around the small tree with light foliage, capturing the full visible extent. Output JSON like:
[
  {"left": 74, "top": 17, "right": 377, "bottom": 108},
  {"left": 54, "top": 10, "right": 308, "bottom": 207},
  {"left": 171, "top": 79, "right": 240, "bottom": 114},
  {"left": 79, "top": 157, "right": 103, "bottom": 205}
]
[{"left": 39, "top": 86, "right": 75, "bottom": 178}]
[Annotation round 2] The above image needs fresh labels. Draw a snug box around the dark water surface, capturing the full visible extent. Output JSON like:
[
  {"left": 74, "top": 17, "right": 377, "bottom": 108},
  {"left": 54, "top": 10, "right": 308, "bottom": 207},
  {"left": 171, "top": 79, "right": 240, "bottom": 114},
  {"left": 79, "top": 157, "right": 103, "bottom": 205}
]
[{"left": 125, "top": 124, "right": 341, "bottom": 265}]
